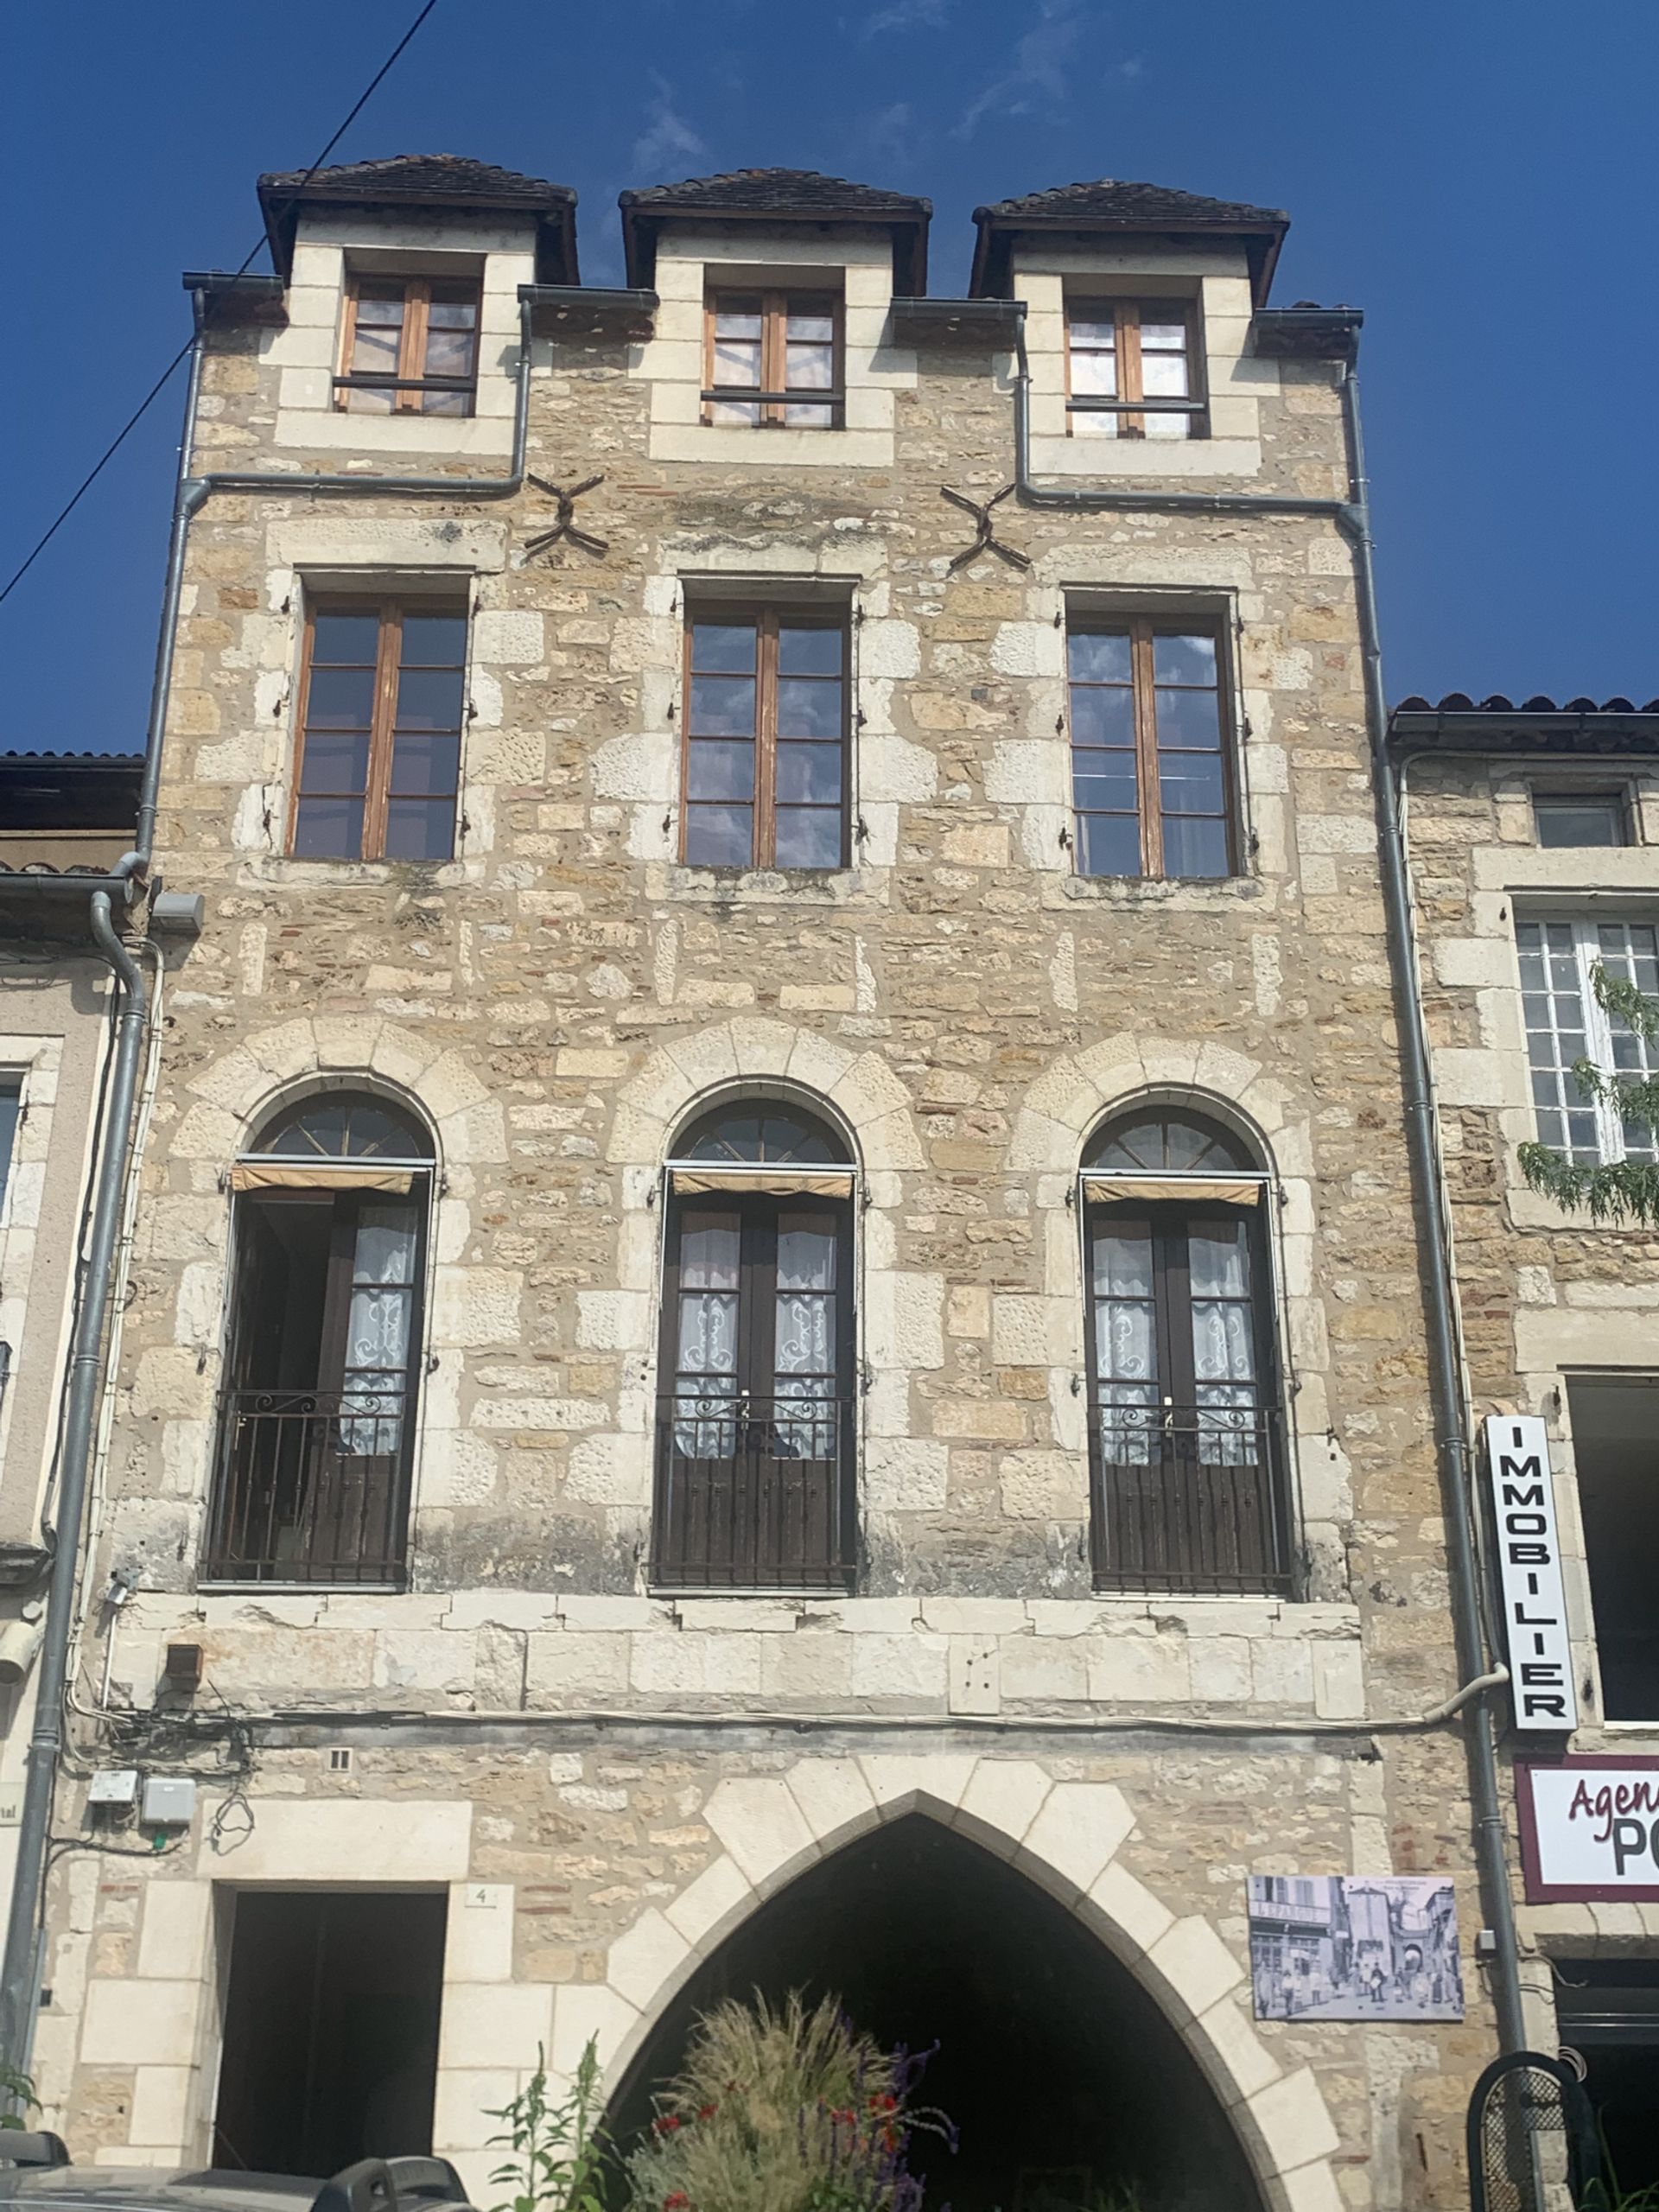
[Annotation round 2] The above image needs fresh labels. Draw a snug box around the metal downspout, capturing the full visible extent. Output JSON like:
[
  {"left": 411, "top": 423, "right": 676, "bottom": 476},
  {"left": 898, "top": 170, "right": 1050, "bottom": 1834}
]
[
  {"left": 1338, "top": 371, "right": 1527, "bottom": 2052},
  {"left": 1007, "top": 304, "right": 1526, "bottom": 2047},
  {"left": 0, "top": 899, "right": 150, "bottom": 2062}
]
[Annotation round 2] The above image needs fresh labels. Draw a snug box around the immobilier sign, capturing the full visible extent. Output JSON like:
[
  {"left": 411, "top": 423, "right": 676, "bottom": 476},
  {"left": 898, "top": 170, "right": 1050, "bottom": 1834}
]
[{"left": 1482, "top": 1413, "right": 1576, "bottom": 1732}]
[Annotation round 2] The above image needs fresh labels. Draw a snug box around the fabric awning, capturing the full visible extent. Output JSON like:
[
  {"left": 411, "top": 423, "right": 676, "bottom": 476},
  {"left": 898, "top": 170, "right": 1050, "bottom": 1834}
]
[
  {"left": 229, "top": 1165, "right": 416, "bottom": 1194},
  {"left": 669, "top": 1167, "right": 855, "bottom": 1197},
  {"left": 1081, "top": 1174, "right": 1262, "bottom": 1205}
]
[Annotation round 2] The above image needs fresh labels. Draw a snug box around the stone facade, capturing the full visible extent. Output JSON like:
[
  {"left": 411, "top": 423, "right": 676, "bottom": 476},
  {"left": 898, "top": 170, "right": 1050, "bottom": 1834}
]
[
  {"left": 7, "top": 168, "right": 1505, "bottom": 2208},
  {"left": 1401, "top": 731, "right": 1659, "bottom": 2045}
]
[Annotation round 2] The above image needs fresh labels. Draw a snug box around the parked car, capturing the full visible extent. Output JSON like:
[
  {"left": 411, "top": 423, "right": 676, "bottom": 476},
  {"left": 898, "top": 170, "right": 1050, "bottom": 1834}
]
[{"left": 0, "top": 2137, "right": 474, "bottom": 2212}]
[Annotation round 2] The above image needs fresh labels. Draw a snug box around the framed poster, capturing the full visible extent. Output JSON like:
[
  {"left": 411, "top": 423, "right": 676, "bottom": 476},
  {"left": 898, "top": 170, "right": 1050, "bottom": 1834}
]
[{"left": 1246, "top": 1876, "right": 1464, "bottom": 2021}]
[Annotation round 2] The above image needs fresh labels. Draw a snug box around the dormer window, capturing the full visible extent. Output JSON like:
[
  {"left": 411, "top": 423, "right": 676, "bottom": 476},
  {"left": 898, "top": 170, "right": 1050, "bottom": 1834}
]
[
  {"left": 337, "top": 274, "right": 481, "bottom": 416},
  {"left": 1066, "top": 300, "right": 1201, "bottom": 441},
  {"left": 703, "top": 289, "right": 843, "bottom": 429}
]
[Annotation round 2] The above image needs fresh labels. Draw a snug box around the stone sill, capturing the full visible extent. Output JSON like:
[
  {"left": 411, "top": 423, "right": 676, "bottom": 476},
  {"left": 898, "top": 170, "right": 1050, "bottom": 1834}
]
[
  {"left": 653, "top": 864, "right": 882, "bottom": 908},
  {"left": 1057, "top": 871, "right": 1266, "bottom": 907}
]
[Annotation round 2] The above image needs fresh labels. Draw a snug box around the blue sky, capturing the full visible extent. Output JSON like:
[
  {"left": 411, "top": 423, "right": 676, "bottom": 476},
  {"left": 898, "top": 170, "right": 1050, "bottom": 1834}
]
[{"left": 3, "top": 0, "right": 1656, "bottom": 756}]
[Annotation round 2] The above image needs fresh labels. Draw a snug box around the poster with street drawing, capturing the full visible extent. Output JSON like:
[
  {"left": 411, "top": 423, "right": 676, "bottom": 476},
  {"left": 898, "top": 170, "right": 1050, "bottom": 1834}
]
[{"left": 1246, "top": 1876, "right": 1464, "bottom": 2021}]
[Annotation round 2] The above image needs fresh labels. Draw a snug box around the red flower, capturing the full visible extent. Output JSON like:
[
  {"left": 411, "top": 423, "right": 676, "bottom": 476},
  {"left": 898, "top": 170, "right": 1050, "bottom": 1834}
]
[
  {"left": 664, "top": 2195, "right": 690, "bottom": 2210},
  {"left": 696, "top": 2103, "right": 718, "bottom": 2120},
  {"left": 652, "top": 2113, "right": 683, "bottom": 2135}
]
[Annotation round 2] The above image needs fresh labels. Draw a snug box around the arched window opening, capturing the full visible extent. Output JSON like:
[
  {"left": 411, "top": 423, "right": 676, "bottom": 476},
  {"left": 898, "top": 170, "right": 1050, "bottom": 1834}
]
[
  {"left": 205, "top": 1092, "right": 433, "bottom": 1588},
  {"left": 1081, "top": 1107, "right": 1289, "bottom": 1597},
  {"left": 655, "top": 1101, "right": 855, "bottom": 1592}
]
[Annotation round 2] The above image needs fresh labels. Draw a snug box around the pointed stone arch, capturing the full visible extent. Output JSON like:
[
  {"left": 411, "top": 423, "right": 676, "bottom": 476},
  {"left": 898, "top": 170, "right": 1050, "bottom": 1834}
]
[{"left": 555, "top": 1754, "right": 1341, "bottom": 2211}]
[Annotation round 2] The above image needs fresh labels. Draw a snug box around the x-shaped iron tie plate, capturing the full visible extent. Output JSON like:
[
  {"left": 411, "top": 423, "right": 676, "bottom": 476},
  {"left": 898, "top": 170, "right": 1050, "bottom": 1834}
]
[
  {"left": 524, "top": 473, "right": 609, "bottom": 559},
  {"left": 941, "top": 482, "right": 1031, "bottom": 573}
]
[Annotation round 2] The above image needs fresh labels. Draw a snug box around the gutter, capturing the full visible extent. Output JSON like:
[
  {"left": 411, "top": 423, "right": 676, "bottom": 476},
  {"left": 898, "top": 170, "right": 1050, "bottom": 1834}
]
[{"left": 998, "top": 302, "right": 1529, "bottom": 2050}]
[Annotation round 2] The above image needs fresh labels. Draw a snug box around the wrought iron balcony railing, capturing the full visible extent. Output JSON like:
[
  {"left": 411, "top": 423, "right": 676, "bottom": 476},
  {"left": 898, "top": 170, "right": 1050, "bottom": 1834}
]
[
  {"left": 202, "top": 1385, "right": 412, "bottom": 1586},
  {"left": 652, "top": 1389, "right": 856, "bottom": 1593},
  {"left": 1088, "top": 1400, "right": 1291, "bottom": 1597}
]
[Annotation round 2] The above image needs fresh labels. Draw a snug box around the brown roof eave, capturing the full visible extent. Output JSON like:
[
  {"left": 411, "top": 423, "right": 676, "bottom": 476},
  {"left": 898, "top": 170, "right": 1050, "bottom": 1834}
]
[
  {"left": 621, "top": 201, "right": 928, "bottom": 296},
  {"left": 969, "top": 212, "right": 1285, "bottom": 308},
  {"left": 260, "top": 186, "right": 579, "bottom": 286},
  {"left": 1389, "top": 711, "right": 1659, "bottom": 759}
]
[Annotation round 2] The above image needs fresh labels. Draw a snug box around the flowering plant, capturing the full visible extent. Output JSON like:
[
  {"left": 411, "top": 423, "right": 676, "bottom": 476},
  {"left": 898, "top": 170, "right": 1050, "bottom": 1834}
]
[
  {"left": 486, "top": 2038, "right": 611, "bottom": 2212},
  {"left": 626, "top": 1991, "right": 955, "bottom": 2212}
]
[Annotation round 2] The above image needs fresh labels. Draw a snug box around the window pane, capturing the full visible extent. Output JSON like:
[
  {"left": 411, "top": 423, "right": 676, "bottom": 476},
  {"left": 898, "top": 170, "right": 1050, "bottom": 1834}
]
[
  {"left": 420, "top": 389, "right": 468, "bottom": 416},
  {"left": 344, "top": 385, "right": 397, "bottom": 413},
  {"left": 779, "top": 627, "right": 842, "bottom": 677},
  {"left": 305, "top": 668, "right": 376, "bottom": 730},
  {"left": 1072, "top": 766, "right": 1139, "bottom": 816},
  {"left": 384, "top": 798, "right": 455, "bottom": 861},
  {"left": 783, "top": 403, "right": 835, "bottom": 429},
  {"left": 776, "top": 677, "right": 842, "bottom": 738},
  {"left": 709, "top": 398, "right": 762, "bottom": 427},
  {"left": 1069, "top": 632, "right": 1133, "bottom": 683},
  {"left": 775, "top": 809, "right": 842, "bottom": 869},
  {"left": 1141, "top": 320, "right": 1188, "bottom": 353},
  {"left": 714, "top": 336, "right": 762, "bottom": 386},
  {"left": 686, "top": 741, "right": 754, "bottom": 800},
  {"left": 393, "top": 668, "right": 466, "bottom": 733},
  {"left": 293, "top": 797, "right": 365, "bottom": 859},
  {"left": 1153, "top": 634, "right": 1217, "bottom": 685},
  {"left": 0, "top": 1082, "right": 21, "bottom": 1220},
  {"left": 680, "top": 1213, "right": 741, "bottom": 1290},
  {"left": 785, "top": 341, "right": 834, "bottom": 391},
  {"left": 1160, "top": 754, "right": 1226, "bottom": 814},
  {"left": 351, "top": 324, "right": 401, "bottom": 374},
  {"left": 1161, "top": 815, "right": 1230, "bottom": 879},
  {"left": 776, "top": 743, "right": 843, "bottom": 803},
  {"left": 1154, "top": 687, "right": 1223, "bottom": 748},
  {"left": 786, "top": 308, "right": 836, "bottom": 342},
  {"left": 1077, "top": 812, "right": 1142, "bottom": 878},
  {"left": 1069, "top": 315, "right": 1116, "bottom": 348},
  {"left": 1070, "top": 351, "right": 1119, "bottom": 396},
  {"left": 713, "top": 298, "right": 763, "bottom": 335},
  {"left": 400, "top": 613, "right": 467, "bottom": 667},
  {"left": 685, "top": 804, "right": 753, "bottom": 867},
  {"left": 423, "top": 328, "right": 476, "bottom": 378},
  {"left": 1535, "top": 796, "right": 1626, "bottom": 848},
  {"left": 691, "top": 623, "right": 758, "bottom": 674},
  {"left": 1141, "top": 352, "right": 1190, "bottom": 397},
  {"left": 389, "top": 733, "right": 461, "bottom": 796},
  {"left": 689, "top": 675, "right": 757, "bottom": 736},
  {"left": 311, "top": 611, "right": 380, "bottom": 664},
  {"left": 299, "top": 733, "right": 371, "bottom": 792},
  {"left": 1070, "top": 689, "right": 1135, "bottom": 747}
]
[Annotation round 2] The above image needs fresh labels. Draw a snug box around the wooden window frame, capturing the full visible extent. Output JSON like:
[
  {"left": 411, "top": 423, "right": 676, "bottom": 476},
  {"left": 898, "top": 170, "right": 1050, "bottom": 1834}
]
[
  {"left": 1064, "top": 296, "right": 1205, "bottom": 440},
  {"left": 336, "top": 272, "right": 481, "bottom": 416},
  {"left": 1068, "top": 615, "right": 1237, "bottom": 880},
  {"left": 702, "top": 288, "right": 845, "bottom": 429},
  {"left": 680, "top": 605, "right": 850, "bottom": 871},
  {"left": 289, "top": 596, "right": 467, "bottom": 864}
]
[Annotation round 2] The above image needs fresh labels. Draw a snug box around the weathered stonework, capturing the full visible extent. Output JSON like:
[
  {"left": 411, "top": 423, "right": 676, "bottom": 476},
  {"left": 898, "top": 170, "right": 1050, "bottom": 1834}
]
[{"left": 10, "top": 173, "right": 1500, "bottom": 2209}]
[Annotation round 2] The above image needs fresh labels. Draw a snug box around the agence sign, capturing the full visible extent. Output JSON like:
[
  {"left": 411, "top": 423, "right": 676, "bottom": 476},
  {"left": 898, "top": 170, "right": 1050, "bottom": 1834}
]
[
  {"left": 1517, "top": 1758, "right": 1659, "bottom": 1901},
  {"left": 1482, "top": 1413, "right": 1576, "bottom": 1732}
]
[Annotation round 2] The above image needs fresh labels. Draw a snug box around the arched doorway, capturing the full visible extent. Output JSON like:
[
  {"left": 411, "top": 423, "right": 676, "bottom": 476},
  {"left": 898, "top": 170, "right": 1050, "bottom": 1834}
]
[{"left": 608, "top": 1813, "right": 1267, "bottom": 2212}]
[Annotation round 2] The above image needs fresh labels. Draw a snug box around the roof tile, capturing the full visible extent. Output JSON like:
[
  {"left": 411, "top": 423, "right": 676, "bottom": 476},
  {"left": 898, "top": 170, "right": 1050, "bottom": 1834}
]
[
  {"left": 973, "top": 178, "right": 1287, "bottom": 227},
  {"left": 619, "top": 168, "right": 929, "bottom": 217}
]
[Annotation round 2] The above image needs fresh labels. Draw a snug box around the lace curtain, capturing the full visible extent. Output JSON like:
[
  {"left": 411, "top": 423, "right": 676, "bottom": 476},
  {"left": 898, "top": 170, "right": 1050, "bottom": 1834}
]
[{"left": 339, "top": 1204, "right": 416, "bottom": 1454}]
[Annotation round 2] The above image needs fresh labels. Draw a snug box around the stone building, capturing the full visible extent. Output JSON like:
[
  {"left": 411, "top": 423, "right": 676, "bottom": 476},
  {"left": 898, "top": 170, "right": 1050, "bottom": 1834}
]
[
  {"left": 1395, "top": 693, "right": 1659, "bottom": 2192},
  {"left": 4, "top": 157, "right": 1507, "bottom": 2208}
]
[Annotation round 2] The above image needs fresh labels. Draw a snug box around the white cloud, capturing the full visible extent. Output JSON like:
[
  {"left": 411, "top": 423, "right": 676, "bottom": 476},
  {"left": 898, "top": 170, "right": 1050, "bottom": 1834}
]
[
  {"left": 631, "top": 79, "right": 709, "bottom": 175},
  {"left": 956, "top": 0, "right": 1099, "bottom": 137},
  {"left": 861, "top": 0, "right": 950, "bottom": 38}
]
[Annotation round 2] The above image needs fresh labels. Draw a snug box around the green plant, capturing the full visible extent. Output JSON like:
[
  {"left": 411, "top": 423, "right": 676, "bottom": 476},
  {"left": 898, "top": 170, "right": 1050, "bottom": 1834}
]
[
  {"left": 1519, "top": 962, "right": 1659, "bottom": 1224},
  {"left": 0, "top": 2058, "right": 39, "bottom": 2131},
  {"left": 486, "top": 2040, "right": 610, "bottom": 2212},
  {"left": 626, "top": 1990, "right": 952, "bottom": 2212}
]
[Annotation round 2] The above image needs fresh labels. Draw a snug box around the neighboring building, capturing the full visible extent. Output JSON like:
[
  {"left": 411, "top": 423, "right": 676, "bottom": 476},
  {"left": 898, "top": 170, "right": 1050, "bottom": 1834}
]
[
  {"left": 10, "top": 159, "right": 1497, "bottom": 2208},
  {"left": 0, "top": 753, "right": 143, "bottom": 1897},
  {"left": 1395, "top": 692, "right": 1659, "bottom": 2192}
]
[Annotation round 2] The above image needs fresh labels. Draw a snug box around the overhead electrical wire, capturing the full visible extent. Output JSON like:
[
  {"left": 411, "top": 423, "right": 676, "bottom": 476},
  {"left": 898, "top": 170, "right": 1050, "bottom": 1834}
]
[{"left": 0, "top": 0, "right": 442, "bottom": 613}]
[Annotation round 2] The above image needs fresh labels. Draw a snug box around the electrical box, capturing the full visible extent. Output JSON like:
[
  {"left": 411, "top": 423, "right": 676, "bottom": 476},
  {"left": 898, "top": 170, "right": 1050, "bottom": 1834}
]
[
  {"left": 87, "top": 1770, "right": 139, "bottom": 1809},
  {"left": 140, "top": 1776, "right": 196, "bottom": 1828}
]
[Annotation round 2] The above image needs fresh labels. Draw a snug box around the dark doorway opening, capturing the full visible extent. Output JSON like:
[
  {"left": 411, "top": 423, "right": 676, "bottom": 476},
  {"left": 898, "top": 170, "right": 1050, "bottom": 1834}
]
[
  {"left": 1567, "top": 1379, "right": 1659, "bottom": 1719},
  {"left": 607, "top": 1815, "right": 1263, "bottom": 2212},
  {"left": 1557, "top": 1957, "right": 1659, "bottom": 2193},
  {"left": 213, "top": 1891, "right": 447, "bottom": 2177}
]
